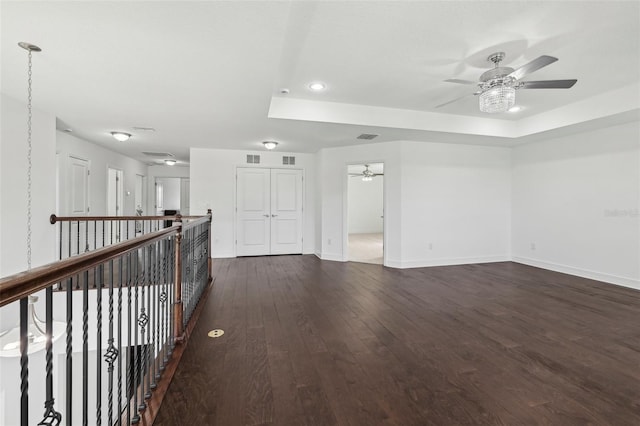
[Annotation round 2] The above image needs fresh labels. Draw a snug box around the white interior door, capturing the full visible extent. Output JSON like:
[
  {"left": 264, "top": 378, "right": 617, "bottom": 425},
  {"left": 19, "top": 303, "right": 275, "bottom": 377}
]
[
  {"left": 270, "top": 169, "right": 303, "bottom": 254},
  {"left": 69, "top": 156, "right": 89, "bottom": 216},
  {"left": 236, "top": 168, "right": 271, "bottom": 256},
  {"left": 68, "top": 156, "right": 89, "bottom": 255}
]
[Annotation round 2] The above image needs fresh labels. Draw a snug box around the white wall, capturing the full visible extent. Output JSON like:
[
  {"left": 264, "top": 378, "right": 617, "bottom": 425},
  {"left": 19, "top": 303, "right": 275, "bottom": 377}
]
[
  {"left": 0, "top": 94, "right": 57, "bottom": 277},
  {"left": 190, "top": 148, "right": 316, "bottom": 257},
  {"left": 512, "top": 120, "right": 640, "bottom": 289},
  {"left": 317, "top": 142, "right": 402, "bottom": 263},
  {"left": 317, "top": 141, "right": 511, "bottom": 267},
  {"left": 348, "top": 175, "right": 384, "bottom": 234},
  {"left": 57, "top": 131, "right": 148, "bottom": 216},
  {"left": 398, "top": 141, "right": 511, "bottom": 268}
]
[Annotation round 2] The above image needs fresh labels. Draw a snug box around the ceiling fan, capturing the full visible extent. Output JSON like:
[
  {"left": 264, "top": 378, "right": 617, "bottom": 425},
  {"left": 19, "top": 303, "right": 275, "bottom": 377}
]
[
  {"left": 349, "top": 164, "right": 383, "bottom": 181},
  {"left": 436, "top": 52, "right": 577, "bottom": 113}
]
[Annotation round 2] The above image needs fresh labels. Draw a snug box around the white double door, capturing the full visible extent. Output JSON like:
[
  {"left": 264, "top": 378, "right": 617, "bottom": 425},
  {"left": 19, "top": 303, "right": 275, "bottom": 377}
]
[{"left": 236, "top": 168, "right": 303, "bottom": 256}]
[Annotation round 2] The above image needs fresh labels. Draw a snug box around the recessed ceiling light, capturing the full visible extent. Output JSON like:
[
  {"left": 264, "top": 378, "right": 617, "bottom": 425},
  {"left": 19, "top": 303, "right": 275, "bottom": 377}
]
[
  {"left": 508, "top": 106, "right": 522, "bottom": 112},
  {"left": 308, "top": 82, "right": 326, "bottom": 91},
  {"left": 263, "top": 141, "right": 278, "bottom": 150},
  {"left": 111, "top": 131, "right": 131, "bottom": 142},
  {"left": 164, "top": 159, "right": 176, "bottom": 166}
]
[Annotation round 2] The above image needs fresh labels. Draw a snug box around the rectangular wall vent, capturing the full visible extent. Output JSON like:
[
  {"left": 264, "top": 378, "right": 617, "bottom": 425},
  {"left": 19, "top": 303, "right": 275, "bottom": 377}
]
[
  {"left": 357, "top": 133, "right": 379, "bottom": 140},
  {"left": 142, "top": 151, "right": 173, "bottom": 157},
  {"left": 282, "top": 156, "right": 296, "bottom": 165},
  {"left": 246, "top": 154, "right": 261, "bottom": 164}
]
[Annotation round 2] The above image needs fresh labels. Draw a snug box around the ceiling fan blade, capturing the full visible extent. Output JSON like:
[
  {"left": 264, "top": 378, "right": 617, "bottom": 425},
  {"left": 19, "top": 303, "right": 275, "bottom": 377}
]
[
  {"left": 444, "top": 78, "right": 477, "bottom": 85},
  {"left": 508, "top": 55, "right": 558, "bottom": 80},
  {"left": 435, "top": 93, "right": 473, "bottom": 108},
  {"left": 519, "top": 79, "right": 577, "bottom": 89},
  {"left": 435, "top": 90, "right": 481, "bottom": 108}
]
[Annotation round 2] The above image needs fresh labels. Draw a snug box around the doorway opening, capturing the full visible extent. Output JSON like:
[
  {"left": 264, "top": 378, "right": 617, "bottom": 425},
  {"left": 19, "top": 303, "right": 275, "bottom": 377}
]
[
  {"left": 154, "top": 177, "right": 190, "bottom": 216},
  {"left": 107, "top": 167, "right": 124, "bottom": 242},
  {"left": 347, "top": 163, "right": 384, "bottom": 264}
]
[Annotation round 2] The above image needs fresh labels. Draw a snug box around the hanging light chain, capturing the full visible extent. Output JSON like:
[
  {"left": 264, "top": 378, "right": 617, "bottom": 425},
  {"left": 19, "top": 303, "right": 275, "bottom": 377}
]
[{"left": 26, "top": 48, "right": 33, "bottom": 270}]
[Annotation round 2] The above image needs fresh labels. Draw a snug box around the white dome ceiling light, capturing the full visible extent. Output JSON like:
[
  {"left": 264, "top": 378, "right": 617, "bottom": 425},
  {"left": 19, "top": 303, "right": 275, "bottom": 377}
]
[
  {"left": 111, "top": 131, "right": 131, "bottom": 142},
  {"left": 263, "top": 141, "right": 278, "bottom": 150}
]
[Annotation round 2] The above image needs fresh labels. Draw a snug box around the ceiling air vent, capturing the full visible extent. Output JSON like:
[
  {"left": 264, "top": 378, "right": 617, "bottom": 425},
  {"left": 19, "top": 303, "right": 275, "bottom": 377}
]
[
  {"left": 282, "top": 156, "right": 295, "bottom": 165},
  {"left": 247, "top": 154, "right": 261, "bottom": 164},
  {"left": 142, "top": 151, "right": 173, "bottom": 157},
  {"left": 357, "top": 133, "right": 378, "bottom": 140}
]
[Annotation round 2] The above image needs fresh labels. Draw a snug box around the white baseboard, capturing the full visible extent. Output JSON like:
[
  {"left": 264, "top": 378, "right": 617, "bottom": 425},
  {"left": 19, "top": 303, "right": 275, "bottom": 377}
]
[
  {"left": 316, "top": 252, "right": 346, "bottom": 262},
  {"left": 386, "top": 255, "right": 510, "bottom": 269},
  {"left": 512, "top": 256, "right": 640, "bottom": 291},
  {"left": 212, "top": 251, "right": 235, "bottom": 259}
]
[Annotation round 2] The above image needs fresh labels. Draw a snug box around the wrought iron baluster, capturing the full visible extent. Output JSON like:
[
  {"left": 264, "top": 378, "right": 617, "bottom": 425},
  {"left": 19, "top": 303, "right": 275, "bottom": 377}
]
[
  {"left": 169, "top": 236, "right": 175, "bottom": 354},
  {"left": 131, "top": 253, "right": 140, "bottom": 424},
  {"left": 160, "top": 238, "right": 169, "bottom": 371},
  {"left": 20, "top": 297, "right": 28, "bottom": 426},
  {"left": 151, "top": 241, "right": 159, "bottom": 388},
  {"left": 82, "top": 270, "right": 89, "bottom": 425},
  {"left": 96, "top": 267, "right": 102, "bottom": 425},
  {"left": 139, "top": 247, "right": 150, "bottom": 407},
  {"left": 66, "top": 276, "right": 73, "bottom": 426},
  {"left": 117, "top": 255, "right": 124, "bottom": 424},
  {"left": 38, "top": 286, "right": 62, "bottom": 426},
  {"left": 126, "top": 253, "right": 132, "bottom": 425},
  {"left": 104, "top": 259, "right": 118, "bottom": 426}
]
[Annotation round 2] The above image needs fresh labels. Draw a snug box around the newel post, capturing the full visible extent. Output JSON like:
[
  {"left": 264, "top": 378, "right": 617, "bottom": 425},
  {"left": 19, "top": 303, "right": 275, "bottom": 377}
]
[
  {"left": 207, "top": 209, "right": 213, "bottom": 282},
  {"left": 173, "top": 214, "right": 184, "bottom": 343}
]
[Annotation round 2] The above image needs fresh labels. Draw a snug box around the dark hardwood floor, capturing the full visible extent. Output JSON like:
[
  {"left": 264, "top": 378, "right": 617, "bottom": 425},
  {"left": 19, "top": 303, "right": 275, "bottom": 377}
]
[{"left": 154, "top": 256, "right": 640, "bottom": 426}]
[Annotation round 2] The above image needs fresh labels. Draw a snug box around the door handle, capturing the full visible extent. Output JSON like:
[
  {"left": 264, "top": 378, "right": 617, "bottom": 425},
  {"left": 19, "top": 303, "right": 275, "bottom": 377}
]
[{"left": 271, "top": 214, "right": 278, "bottom": 217}]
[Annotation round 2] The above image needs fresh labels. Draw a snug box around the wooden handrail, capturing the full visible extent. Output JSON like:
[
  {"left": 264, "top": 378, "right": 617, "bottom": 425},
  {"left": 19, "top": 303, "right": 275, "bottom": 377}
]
[
  {"left": 0, "top": 225, "right": 180, "bottom": 307},
  {"left": 181, "top": 214, "right": 211, "bottom": 231},
  {"left": 50, "top": 213, "right": 208, "bottom": 223}
]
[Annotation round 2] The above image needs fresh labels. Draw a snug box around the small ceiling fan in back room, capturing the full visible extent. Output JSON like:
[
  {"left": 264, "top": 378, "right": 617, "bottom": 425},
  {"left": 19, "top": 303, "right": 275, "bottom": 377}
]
[
  {"left": 436, "top": 52, "right": 577, "bottom": 113},
  {"left": 349, "top": 165, "right": 384, "bottom": 182}
]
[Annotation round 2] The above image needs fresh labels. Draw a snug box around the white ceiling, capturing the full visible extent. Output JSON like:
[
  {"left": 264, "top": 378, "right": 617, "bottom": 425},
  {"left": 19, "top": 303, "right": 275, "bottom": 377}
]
[{"left": 2, "top": 1, "right": 639, "bottom": 163}]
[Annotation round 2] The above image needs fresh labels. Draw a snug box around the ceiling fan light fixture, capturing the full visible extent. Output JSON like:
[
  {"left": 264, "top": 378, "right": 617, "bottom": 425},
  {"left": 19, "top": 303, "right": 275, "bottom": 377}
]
[
  {"left": 111, "top": 131, "right": 131, "bottom": 142},
  {"left": 164, "top": 159, "right": 177, "bottom": 166},
  {"left": 263, "top": 141, "right": 278, "bottom": 150},
  {"left": 479, "top": 86, "right": 515, "bottom": 113},
  {"left": 362, "top": 176, "right": 373, "bottom": 182}
]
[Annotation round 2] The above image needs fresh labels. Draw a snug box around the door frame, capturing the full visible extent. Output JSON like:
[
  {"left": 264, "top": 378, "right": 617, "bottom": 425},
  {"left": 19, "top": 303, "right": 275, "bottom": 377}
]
[
  {"left": 342, "top": 160, "right": 386, "bottom": 266},
  {"left": 106, "top": 166, "right": 124, "bottom": 216},
  {"left": 234, "top": 165, "right": 305, "bottom": 257}
]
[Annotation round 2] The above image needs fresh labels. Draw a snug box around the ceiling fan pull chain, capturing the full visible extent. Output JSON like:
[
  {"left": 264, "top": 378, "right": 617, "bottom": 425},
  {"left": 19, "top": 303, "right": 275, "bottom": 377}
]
[{"left": 26, "top": 47, "right": 33, "bottom": 270}]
